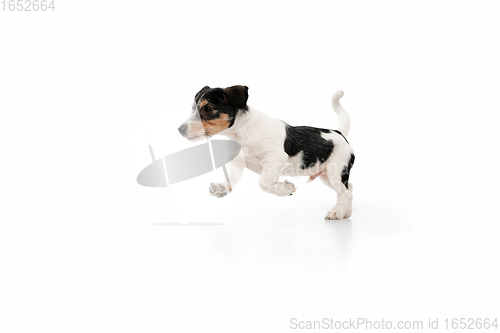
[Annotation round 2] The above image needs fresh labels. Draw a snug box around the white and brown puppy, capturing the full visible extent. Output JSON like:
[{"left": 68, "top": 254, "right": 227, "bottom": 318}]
[{"left": 178, "top": 85, "right": 355, "bottom": 220}]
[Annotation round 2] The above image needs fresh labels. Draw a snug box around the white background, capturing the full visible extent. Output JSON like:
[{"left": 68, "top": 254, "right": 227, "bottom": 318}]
[{"left": 1, "top": 1, "right": 499, "bottom": 332}]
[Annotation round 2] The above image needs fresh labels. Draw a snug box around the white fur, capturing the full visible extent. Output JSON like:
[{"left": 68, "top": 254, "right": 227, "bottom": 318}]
[{"left": 210, "top": 90, "right": 354, "bottom": 220}]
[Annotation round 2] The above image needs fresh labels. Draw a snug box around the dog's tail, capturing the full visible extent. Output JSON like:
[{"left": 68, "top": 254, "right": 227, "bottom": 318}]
[{"left": 331, "top": 90, "right": 350, "bottom": 137}]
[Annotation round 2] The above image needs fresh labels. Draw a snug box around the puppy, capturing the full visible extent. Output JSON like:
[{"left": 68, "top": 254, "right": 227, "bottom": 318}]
[{"left": 178, "top": 85, "right": 355, "bottom": 220}]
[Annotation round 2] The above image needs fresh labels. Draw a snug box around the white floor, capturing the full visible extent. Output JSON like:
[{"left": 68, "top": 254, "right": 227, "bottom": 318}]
[
  {"left": 2, "top": 146, "right": 498, "bottom": 332},
  {"left": 113, "top": 167, "right": 498, "bottom": 332}
]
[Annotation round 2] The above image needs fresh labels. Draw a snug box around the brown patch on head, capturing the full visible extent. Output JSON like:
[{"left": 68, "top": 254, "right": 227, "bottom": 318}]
[
  {"left": 198, "top": 100, "right": 208, "bottom": 108},
  {"left": 197, "top": 100, "right": 218, "bottom": 118},
  {"left": 202, "top": 113, "right": 231, "bottom": 137}
]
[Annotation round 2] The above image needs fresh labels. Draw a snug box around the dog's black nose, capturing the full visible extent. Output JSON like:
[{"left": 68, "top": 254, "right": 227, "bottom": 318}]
[{"left": 178, "top": 124, "right": 187, "bottom": 137}]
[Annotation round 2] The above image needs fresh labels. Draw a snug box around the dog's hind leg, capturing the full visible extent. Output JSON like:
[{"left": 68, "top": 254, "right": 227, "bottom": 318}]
[{"left": 321, "top": 161, "right": 354, "bottom": 220}]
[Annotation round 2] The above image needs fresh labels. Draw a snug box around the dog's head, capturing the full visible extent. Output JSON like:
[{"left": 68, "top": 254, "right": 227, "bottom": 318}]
[{"left": 178, "top": 85, "right": 249, "bottom": 140}]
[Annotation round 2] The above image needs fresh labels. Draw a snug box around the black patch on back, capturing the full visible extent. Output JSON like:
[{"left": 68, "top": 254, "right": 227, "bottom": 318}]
[
  {"left": 341, "top": 154, "right": 355, "bottom": 189},
  {"left": 284, "top": 124, "right": 334, "bottom": 169}
]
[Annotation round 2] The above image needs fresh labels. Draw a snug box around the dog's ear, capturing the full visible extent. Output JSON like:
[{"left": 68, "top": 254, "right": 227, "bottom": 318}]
[
  {"left": 223, "top": 85, "right": 249, "bottom": 109},
  {"left": 195, "top": 86, "right": 211, "bottom": 101}
]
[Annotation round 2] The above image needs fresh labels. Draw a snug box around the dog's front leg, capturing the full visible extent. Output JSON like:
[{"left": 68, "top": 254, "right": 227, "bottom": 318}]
[
  {"left": 259, "top": 153, "right": 296, "bottom": 197},
  {"left": 209, "top": 151, "right": 246, "bottom": 198}
]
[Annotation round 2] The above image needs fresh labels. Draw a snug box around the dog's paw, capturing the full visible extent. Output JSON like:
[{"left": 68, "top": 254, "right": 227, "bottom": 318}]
[
  {"left": 325, "top": 206, "right": 350, "bottom": 220},
  {"left": 209, "top": 182, "right": 231, "bottom": 198},
  {"left": 275, "top": 180, "right": 297, "bottom": 197}
]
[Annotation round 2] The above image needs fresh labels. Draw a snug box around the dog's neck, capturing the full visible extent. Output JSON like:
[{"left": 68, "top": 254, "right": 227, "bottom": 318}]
[{"left": 221, "top": 106, "right": 257, "bottom": 145}]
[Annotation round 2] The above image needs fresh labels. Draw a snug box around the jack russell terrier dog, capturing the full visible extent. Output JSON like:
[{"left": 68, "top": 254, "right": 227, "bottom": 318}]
[{"left": 178, "top": 85, "right": 355, "bottom": 220}]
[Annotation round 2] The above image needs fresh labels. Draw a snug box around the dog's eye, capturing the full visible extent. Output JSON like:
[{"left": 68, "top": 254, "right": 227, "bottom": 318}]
[{"left": 205, "top": 106, "right": 212, "bottom": 112}]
